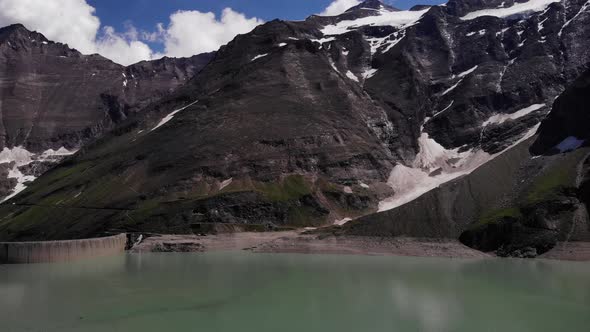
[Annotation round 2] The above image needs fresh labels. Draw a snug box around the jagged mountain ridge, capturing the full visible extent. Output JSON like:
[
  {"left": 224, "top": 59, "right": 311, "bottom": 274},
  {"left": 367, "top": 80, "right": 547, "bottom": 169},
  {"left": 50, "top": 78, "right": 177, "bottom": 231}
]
[
  {"left": 0, "top": 0, "right": 589, "bottom": 241},
  {"left": 0, "top": 24, "right": 214, "bottom": 199}
]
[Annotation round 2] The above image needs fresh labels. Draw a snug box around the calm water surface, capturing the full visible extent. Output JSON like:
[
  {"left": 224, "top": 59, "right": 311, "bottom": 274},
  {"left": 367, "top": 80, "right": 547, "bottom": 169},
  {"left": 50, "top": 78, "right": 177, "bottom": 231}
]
[{"left": 1, "top": 252, "right": 589, "bottom": 332}]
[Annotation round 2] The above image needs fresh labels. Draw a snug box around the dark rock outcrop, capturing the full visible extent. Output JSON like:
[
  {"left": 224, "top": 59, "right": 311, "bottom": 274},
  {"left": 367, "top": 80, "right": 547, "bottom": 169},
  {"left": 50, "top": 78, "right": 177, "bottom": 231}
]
[{"left": 531, "top": 69, "right": 590, "bottom": 155}]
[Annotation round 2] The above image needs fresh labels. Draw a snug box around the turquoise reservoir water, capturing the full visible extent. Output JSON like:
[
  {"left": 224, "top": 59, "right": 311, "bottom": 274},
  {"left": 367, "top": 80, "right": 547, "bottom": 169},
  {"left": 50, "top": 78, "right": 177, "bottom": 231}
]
[{"left": 1, "top": 253, "right": 589, "bottom": 332}]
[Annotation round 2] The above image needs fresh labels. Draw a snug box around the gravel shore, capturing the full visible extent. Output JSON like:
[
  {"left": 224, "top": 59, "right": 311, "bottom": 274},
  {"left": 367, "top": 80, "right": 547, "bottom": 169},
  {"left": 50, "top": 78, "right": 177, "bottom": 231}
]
[{"left": 132, "top": 231, "right": 491, "bottom": 259}]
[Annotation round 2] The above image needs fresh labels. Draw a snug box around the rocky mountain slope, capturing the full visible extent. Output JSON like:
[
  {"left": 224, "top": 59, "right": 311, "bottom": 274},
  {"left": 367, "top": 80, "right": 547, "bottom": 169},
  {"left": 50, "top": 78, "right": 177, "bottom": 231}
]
[
  {"left": 0, "top": 24, "right": 214, "bottom": 200},
  {"left": 344, "top": 69, "right": 590, "bottom": 258},
  {"left": 0, "top": 0, "right": 589, "bottom": 241}
]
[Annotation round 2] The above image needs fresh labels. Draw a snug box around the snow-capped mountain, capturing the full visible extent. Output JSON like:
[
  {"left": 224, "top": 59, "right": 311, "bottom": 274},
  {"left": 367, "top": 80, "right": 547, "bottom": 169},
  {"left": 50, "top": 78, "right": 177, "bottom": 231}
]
[{"left": 0, "top": 0, "right": 589, "bottom": 242}]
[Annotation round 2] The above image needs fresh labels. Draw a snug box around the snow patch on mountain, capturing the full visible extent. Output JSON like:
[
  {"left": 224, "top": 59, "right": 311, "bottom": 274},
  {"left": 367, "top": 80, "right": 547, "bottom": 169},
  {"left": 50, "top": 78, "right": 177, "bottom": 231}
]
[
  {"left": 365, "top": 30, "right": 407, "bottom": 55},
  {"left": 328, "top": 57, "right": 339, "bottom": 72},
  {"left": 538, "top": 18, "right": 548, "bottom": 31},
  {"left": 378, "top": 118, "right": 542, "bottom": 212},
  {"left": 310, "top": 37, "right": 336, "bottom": 44},
  {"left": 362, "top": 68, "right": 378, "bottom": 79},
  {"left": 441, "top": 80, "right": 462, "bottom": 96},
  {"left": 0, "top": 146, "right": 77, "bottom": 202},
  {"left": 219, "top": 178, "right": 233, "bottom": 190},
  {"left": 482, "top": 103, "right": 545, "bottom": 126},
  {"left": 346, "top": 70, "right": 360, "bottom": 82},
  {"left": 467, "top": 29, "right": 487, "bottom": 36},
  {"left": 456, "top": 65, "right": 479, "bottom": 78},
  {"left": 334, "top": 217, "right": 352, "bottom": 225},
  {"left": 442, "top": 66, "right": 479, "bottom": 96},
  {"left": 433, "top": 101, "right": 454, "bottom": 118},
  {"left": 460, "top": 0, "right": 560, "bottom": 21},
  {"left": 151, "top": 100, "right": 199, "bottom": 132},
  {"left": 0, "top": 147, "right": 34, "bottom": 169},
  {"left": 251, "top": 53, "right": 269, "bottom": 61},
  {"left": 379, "top": 131, "right": 492, "bottom": 211},
  {"left": 320, "top": 8, "right": 428, "bottom": 35}
]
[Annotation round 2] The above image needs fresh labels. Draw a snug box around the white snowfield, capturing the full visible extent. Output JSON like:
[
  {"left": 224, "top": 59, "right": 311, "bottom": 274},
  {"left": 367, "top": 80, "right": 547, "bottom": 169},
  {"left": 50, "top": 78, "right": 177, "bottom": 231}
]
[
  {"left": 378, "top": 117, "right": 542, "bottom": 212},
  {"left": 151, "top": 100, "right": 199, "bottom": 132},
  {"left": 482, "top": 103, "right": 545, "bottom": 126},
  {"left": 317, "top": 7, "right": 428, "bottom": 58},
  {"left": 0, "top": 146, "right": 77, "bottom": 202},
  {"left": 320, "top": 8, "right": 429, "bottom": 36},
  {"left": 460, "top": 0, "right": 561, "bottom": 20}
]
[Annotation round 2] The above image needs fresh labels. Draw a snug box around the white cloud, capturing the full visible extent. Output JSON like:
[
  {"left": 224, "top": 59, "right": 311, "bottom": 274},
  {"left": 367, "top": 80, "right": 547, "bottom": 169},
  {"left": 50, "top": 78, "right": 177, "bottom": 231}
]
[
  {"left": 320, "top": 0, "right": 361, "bottom": 16},
  {"left": 0, "top": 0, "right": 99, "bottom": 54},
  {"left": 0, "top": 0, "right": 262, "bottom": 65},
  {"left": 156, "top": 8, "right": 263, "bottom": 58},
  {"left": 0, "top": 0, "right": 151, "bottom": 65},
  {"left": 96, "top": 26, "right": 153, "bottom": 66}
]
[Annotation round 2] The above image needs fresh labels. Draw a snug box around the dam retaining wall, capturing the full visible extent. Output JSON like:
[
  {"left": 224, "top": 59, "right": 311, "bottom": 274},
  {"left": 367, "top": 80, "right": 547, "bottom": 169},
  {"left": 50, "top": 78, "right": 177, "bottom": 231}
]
[{"left": 0, "top": 234, "right": 127, "bottom": 264}]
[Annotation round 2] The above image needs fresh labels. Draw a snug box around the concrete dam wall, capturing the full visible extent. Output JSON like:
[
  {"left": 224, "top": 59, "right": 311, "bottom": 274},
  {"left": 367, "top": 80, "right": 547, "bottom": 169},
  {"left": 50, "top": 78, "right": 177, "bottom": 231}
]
[{"left": 0, "top": 234, "right": 127, "bottom": 264}]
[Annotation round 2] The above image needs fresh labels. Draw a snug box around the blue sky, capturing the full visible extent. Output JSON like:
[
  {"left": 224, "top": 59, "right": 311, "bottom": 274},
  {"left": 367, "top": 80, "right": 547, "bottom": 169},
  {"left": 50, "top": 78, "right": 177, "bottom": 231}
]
[{"left": 88, "top": 0, "right": 444, "bottom": 27}]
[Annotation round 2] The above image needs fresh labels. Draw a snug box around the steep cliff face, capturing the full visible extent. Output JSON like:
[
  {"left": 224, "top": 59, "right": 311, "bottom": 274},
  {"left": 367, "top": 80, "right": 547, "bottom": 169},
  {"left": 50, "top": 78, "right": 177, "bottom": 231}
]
[
  {"left": 0, "top": 24, "right": 214, "bottom": 201},
  {"left": 0, "top": 0, "right": 589, "bottom": 241}
]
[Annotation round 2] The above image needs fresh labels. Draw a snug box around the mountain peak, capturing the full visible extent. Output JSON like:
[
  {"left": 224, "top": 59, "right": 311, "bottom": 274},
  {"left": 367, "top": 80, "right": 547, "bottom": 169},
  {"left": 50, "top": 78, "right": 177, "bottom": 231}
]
[
  {"left": 0, "top": 23, "right": 27, "bottom": 31},
  {"left": 346, "top": 0, "right": 399, "bottom": 13},
  {"left": 0, "top": 23, "right": 48, "bottom": 44},
  {"left": 0, "top": 23, "right": 28, "bottom": 37}
]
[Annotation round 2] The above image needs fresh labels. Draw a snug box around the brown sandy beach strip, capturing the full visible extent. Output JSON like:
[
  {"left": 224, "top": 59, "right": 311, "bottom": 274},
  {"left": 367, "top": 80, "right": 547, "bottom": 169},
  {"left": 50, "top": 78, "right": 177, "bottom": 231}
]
[{"left": 131, "top": 231, "right": 491, "bottom": 259}]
